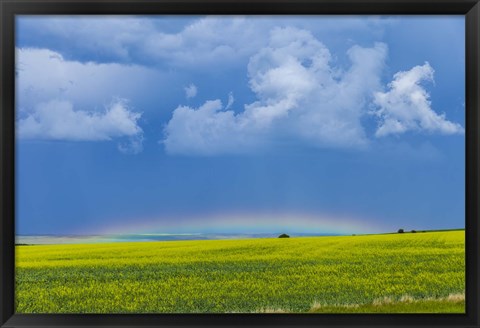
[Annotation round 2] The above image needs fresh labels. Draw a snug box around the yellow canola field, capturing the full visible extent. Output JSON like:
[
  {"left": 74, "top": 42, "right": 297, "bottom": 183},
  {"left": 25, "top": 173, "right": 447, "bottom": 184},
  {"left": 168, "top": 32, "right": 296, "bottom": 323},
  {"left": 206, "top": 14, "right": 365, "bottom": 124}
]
[{"left": 16, "top": 230, "right": 465, "bottom": 313}]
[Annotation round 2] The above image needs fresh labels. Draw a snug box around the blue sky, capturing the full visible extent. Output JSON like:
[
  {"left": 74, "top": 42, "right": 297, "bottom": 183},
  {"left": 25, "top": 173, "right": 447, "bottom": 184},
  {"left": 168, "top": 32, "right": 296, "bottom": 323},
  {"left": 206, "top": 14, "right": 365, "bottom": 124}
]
[{"left": 15, "top": 16, "right": 465, "bottom": 236}]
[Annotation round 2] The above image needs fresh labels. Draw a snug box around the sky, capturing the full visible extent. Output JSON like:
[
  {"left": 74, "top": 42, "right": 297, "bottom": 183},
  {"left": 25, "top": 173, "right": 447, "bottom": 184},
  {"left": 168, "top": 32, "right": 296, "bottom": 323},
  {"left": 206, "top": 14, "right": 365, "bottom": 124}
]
[{"left": 15, "top": 15, "right": 465, "bottom": 236}]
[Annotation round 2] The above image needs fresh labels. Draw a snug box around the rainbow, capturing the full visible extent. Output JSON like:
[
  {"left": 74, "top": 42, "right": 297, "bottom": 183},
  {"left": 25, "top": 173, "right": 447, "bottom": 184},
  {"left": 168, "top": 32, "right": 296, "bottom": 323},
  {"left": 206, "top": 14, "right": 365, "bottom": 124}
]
[{"left": 100, "top": 211, "right": 390, "bottom": 236}]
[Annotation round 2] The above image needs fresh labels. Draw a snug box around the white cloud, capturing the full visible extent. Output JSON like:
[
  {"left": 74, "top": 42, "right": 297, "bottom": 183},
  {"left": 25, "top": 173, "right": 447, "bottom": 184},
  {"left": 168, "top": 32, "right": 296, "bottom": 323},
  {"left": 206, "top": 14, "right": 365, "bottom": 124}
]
[
  {"left": 17, "top": 99, "right": 143, "bottom": 147},
  {"left": 163, "top": 27, "right": 388, "bottom": 155},
  {"left": 16, "top": 47, "right": 161, "bottom": 113},
  {"left": 18, "top": 23, "right": 463, "bottom": 156},
  {"left": 372, "top": 62, "right": 464, "bottom": 137},
  {"left": 16, "top": 48, "right": 154, "bottom": 153},
  {"left": 185, "top": 84, "right": 198, "bottom": 99},
  {"left": 19, "top": 17, "right": 158, "bottom": 62},
  {"left": 118, "top": 134, "right": 144, "bottom": 155},
  {"left": 19, "top": 17, "right": 263, "bottom": 68},
  {"left": 19, "top": 16, "right": 394, "bottom": 69},
  {"left": 225, "top": 92, "right": 234, "bottom": 110},
  {"left": 163, "top": 100, "right": 264, "bottom": 155},
  {"left": 143, "top": 17, "right": 268, "bottom": 68}
]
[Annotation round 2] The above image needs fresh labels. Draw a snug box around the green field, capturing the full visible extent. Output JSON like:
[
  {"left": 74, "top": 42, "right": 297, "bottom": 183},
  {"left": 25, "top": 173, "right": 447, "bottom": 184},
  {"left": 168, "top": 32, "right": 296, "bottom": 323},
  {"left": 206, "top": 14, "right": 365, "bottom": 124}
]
[{"left": 15, "top": 230, "right": 465, "bottom": 313}]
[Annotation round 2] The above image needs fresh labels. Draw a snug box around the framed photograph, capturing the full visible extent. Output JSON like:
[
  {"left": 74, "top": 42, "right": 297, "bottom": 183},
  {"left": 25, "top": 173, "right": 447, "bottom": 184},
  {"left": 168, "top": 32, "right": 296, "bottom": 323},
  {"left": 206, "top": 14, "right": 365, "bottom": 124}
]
[{"left": 1, "top": 0, "right": 479, "bottom": 327}]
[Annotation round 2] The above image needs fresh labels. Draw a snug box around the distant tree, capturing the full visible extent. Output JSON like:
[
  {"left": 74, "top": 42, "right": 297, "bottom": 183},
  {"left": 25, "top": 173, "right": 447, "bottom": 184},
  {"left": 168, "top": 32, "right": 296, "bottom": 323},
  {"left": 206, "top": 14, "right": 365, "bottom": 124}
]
[
  {"left": 278, "top": 233, "right": 290, "bottom": 238},
  {"left": 411, "top": 230, "right": 417, "bottom": 233},
  {"left": 398, "top": 229, "right": 405, "bottom": 233}
]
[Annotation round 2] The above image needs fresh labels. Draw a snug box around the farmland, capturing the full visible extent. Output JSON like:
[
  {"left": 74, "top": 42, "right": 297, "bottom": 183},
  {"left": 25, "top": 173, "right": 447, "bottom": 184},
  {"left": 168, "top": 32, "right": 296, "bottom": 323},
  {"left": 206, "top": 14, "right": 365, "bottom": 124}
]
[{"left": 15, "top": 230, "right": 465, "bottom": 313}]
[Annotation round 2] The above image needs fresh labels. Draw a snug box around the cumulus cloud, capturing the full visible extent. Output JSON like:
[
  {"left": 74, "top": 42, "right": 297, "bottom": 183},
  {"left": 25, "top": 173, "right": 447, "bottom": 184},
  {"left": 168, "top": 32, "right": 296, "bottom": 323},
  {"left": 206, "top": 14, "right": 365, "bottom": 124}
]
[
  {"left": 18, "top": 17, "right": 156, "bottom": 63},
  {"left": 18, "top": 17, "right": 267, "bottom": 68},
  {"left": 17, "top": 100, "right": 143, "bottom": 150},
  {"left": 18, "top": 16, "right": 393, "bottom": 68},
  {"left": 15, "top": 48, "right": 153, "bottom": 153},
  {"left": 163, "top": 100, "right": 265, "bottom": 155},
  {"left": 244, "top": 28, "right": 387, "bottom": 147},
  {"left": 163, "top": 27, "right": 387, "bottom": 155},
  {"left": 372, "top": 62, "right": 464, "bottom": 137},
  {"left": 16, "top": 47, "right": 160, "bottom": 112},
  {"left": 185, "top": 84, "right": 198, "bottom": 99},
  {"left": 143, "top": 17, "right": 268, "bottom": 68}
]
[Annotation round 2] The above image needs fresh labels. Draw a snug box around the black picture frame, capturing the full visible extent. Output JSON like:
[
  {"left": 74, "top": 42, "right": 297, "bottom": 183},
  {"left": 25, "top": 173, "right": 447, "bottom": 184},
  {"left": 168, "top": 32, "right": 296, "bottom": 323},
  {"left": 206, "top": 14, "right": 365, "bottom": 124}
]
[{"left": 1, "top": 0, "right": 479, "bottom": 327}]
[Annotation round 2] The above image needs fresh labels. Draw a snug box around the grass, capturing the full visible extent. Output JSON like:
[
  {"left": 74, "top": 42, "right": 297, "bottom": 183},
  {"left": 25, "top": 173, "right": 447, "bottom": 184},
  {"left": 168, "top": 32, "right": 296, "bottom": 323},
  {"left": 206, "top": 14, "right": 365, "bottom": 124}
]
[
  {"left": 307, "top": 293, "right": 464, "bottom": 313},
  {"left": 15, "top": 230, "right": 465, "bottom": 313}
]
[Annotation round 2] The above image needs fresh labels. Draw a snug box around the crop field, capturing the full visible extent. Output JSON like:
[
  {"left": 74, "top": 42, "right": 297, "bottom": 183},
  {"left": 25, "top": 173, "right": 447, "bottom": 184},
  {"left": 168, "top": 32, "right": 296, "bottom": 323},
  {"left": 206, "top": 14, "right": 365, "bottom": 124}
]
[{"left": 15, "top": 230, "right": 465, "bottom": 313}]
